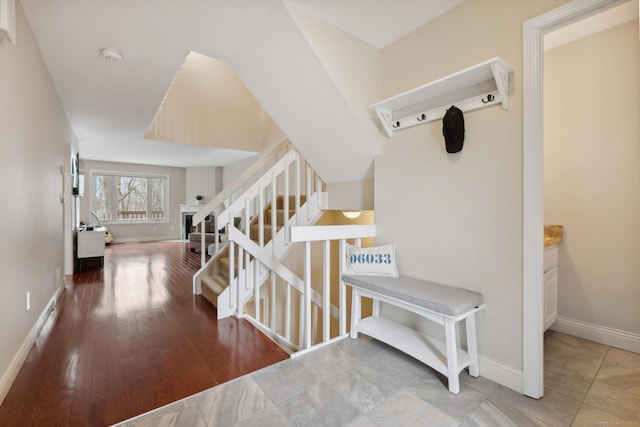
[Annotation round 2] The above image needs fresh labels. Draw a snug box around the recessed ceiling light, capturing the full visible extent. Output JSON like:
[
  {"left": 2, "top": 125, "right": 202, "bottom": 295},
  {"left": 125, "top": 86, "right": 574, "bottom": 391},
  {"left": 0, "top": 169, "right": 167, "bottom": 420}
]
[{"left": 100, "top": 48, "right": 122, "bottom": 62}]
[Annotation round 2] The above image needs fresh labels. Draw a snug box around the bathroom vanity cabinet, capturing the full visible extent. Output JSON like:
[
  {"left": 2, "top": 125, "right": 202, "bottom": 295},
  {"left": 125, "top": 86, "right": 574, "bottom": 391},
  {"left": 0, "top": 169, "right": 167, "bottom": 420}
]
[{"left": 543, "top": 244, "right": 559, "bottom": 331}]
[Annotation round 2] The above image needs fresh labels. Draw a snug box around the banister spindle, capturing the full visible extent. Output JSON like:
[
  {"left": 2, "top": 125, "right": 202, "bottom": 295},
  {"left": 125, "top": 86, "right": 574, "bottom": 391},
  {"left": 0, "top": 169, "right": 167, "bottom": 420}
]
[
  {"left": 258, "top": 186, "right": 264, "bottom": 247},
  {"left": 270, "top": 271, "right": 276, "bottom": 330},
  {"left": 339, "top": 239, "right": 347, "bottom": 336},
  {"left": 295, "top": 153, "right": 301, "bottom": 222},
  {"left": 254, "top": 259, "right": 260, "bottom": 322},
  {"left": 271, "top": 172, "right": 277, "bottom": 256},
  {"left": 303, "top": 240, "right": 312, "bottom": 349},
  {"left": 285, "top": 283, "right": 291, "bottom": 341},
  {"left": 322, "top": 239, "right": 330, "bottom": 342}
]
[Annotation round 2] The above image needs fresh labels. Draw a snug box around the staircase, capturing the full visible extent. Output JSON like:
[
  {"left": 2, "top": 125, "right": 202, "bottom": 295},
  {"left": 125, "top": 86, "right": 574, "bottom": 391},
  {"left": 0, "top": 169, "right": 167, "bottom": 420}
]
[
  {"left": 192, "top": 140, "right": 377, "bottom": 355},
  {"left": 192, "top": 141, "right": 326, "bottom": 322},
  {"left": 199, "top": 195, "right": 306, "bottom": 317}
]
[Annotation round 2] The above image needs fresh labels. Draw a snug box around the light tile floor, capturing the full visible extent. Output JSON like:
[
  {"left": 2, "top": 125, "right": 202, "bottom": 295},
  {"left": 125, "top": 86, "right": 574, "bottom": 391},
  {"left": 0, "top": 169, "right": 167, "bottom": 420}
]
[{"left": 113, "top": 331, "right": 640, "bottom": 426}]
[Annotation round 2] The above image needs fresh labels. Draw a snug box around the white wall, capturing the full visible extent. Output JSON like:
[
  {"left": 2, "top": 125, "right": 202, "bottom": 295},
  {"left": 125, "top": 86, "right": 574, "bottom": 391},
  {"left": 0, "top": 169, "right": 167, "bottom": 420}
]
[
  {"left": 222, "top": 154, "right": 260, "bottom": 187},
  {"left": 286, "top": 2, "right": 383, "bottom": 155},
  {"left": 544, "top": 19, "right": 640, "bottom": 335},
  {"left": 325, "top": 179, "right": 374, "bottom": 211},
  {"left": 0, "top": 2, "right": 75, "bottom": 403},
  {"left": 286, "top": 3, "right": 379, "bottom": 210},
  {"left": 374, "top": 0, "right": 570, "bottom": 387},
  {"left": 81, "top": 160, "right": 185, "bottom": 243}
]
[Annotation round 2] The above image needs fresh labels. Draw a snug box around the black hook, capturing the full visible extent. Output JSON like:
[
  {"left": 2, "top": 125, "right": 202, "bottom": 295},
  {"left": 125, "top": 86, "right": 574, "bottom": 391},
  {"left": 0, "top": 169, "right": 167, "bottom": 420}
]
[
  {"left": 482, "top": 94, "right": 495, "bottom": 104},
  {"left": 392, "top": 121, "right": 400, "bottom": 128},
  {"left": 417, "top": 113, "right": 426, "bottom": 122}
]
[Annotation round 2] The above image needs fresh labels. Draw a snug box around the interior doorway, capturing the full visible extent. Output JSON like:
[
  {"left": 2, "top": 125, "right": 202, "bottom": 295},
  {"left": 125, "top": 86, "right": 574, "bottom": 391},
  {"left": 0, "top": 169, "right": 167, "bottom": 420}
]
[{"left": 522, "top": 0, "right": 636, "bottom": 399}]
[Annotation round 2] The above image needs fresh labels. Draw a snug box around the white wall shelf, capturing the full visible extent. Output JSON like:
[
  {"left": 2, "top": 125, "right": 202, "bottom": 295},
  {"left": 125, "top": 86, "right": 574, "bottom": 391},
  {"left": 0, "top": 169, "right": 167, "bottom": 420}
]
[{"left": 371, "top": 57, "right": 513, "bottom": 137}]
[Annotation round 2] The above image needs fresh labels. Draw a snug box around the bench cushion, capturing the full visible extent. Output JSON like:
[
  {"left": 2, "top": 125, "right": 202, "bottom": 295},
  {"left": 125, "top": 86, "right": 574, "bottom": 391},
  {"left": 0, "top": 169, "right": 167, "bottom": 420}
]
[{"left": 343, "top": 274, "right": 483, "bottom": 316}]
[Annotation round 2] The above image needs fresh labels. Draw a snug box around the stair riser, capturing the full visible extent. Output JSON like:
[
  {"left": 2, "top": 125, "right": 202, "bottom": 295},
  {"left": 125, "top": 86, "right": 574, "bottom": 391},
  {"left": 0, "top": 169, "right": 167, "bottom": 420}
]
[
  {"left": 250, "top": 224, "right": 285, "bottom": 242},
  {"left": 275, "top": 195, "right": 306, "bottom": 210},
  {"left": 263, "top": 209, "right": 294, "bottom": 225}
]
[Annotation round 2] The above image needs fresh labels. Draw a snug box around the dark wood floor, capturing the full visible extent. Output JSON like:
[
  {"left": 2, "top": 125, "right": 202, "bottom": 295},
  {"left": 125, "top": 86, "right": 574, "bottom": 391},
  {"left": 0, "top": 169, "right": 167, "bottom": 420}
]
[{"left": 0, "top": 241, "right": 289, "bottom": 426}]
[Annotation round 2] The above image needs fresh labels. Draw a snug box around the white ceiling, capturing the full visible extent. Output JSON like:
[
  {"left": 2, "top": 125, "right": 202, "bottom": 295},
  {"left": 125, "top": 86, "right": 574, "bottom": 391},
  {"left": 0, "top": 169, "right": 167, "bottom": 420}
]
[
  {"left": 21, "top": 0, "right": 634, "bottom": 170},
  {"left": 19, "top": 0, "right": 463, "bottom": 169},
  {"left": 288, "top": 0, "right": 465, "bottom": 49}
]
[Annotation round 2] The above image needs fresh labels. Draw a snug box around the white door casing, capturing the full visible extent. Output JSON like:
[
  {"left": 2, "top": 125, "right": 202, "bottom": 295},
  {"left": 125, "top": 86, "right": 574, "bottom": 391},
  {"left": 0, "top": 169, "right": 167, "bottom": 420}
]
[{"left": 522, "top": 0, "right": 632, "bottom": 398}]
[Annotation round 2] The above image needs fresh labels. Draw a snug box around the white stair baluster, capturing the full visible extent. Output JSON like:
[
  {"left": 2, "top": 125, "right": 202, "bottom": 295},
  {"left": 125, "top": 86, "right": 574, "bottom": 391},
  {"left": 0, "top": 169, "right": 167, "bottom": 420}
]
[{"left": 322, "top": 240, "right": 330, "bottom": 342}]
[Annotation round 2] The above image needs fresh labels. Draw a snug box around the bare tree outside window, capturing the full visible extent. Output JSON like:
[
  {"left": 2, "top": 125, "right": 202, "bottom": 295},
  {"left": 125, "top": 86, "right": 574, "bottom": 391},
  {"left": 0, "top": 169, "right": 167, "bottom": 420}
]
[
  {"left": 118, "top": 176, "right": 147, "bottom": 220},
  {"left": 150, "top": 178, "right": 165, "bottom": 220},
  {"left": 93, "top": 173, "right": 168, "bottom": 223},
  {"left": 95, "top": 175, "right": 113, "bottom": 221}
]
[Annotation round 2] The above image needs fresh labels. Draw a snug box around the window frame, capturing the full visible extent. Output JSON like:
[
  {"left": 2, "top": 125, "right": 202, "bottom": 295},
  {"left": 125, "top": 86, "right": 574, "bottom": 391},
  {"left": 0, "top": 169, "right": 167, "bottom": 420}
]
[{"left": 90, "top": 170, "right": 170, "bottom": 225}]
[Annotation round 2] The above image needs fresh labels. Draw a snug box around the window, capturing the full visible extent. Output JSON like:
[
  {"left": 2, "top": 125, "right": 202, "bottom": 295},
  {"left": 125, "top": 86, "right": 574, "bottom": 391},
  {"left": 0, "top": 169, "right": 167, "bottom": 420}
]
[{"left": 92, "top": 172, "right": 169, "bottom": 223}]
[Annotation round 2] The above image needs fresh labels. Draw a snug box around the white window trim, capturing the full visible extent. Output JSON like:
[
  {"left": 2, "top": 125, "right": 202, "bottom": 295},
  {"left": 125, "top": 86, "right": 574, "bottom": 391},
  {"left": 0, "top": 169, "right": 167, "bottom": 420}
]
[{"left": 90, "top": 170, "right": 171, "bottom": 225}]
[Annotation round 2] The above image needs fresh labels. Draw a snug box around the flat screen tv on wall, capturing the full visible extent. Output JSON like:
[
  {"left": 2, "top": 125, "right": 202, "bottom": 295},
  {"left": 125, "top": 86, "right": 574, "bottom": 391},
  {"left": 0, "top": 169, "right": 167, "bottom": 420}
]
[{"left": 72, "top": 153, "right": 84, "bottom": 197}]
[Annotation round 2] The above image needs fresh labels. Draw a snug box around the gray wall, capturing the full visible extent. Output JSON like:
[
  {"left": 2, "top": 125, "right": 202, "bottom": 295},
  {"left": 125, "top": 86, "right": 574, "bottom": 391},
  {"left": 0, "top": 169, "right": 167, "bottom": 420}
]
[
  {"left": 374, "top": 0, "right": 570, "bottom": 385},
  {"left": 0, "top": 2, "right": 75, "bottom": 401}
]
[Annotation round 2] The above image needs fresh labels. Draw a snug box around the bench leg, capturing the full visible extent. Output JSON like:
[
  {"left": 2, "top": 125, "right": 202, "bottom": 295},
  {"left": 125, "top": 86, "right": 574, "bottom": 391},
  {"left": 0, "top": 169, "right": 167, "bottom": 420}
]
[
  {"left": 350, "top": 288, "right": 360, "bottom": 339},
  {"left": 466, "top": 314, "right": 479, "bottom": 377},
  {"left": 372, "top": 298, "right": 380, "bottom": 317},
  {"left": 444, "top": 318, "right": 460, "bottom": 394}
]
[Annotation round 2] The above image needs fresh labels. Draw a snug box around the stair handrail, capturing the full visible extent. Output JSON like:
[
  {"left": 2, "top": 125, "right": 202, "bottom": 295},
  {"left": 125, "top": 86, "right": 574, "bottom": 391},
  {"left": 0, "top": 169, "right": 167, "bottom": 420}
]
[
  {"left": 229, "top": 226, "right": 341, "bottom": 351},
  {"left": 216, "top": 149, "right": 298, "bottom": 231},
  {"left": 192, "top": 138, "right": 291, "bottom": 226},
  {"left": 229, "top": 227, "right": 334, "bottom": 312},
  {"left": 191, "top": 138, "right": 293, "bottom": 264},
  {"left": 226, "top": 224, "right": 376, "bottom": 352},
  {"left": 214, "top": 146, "right": 323, "bottom": 313},
  {"left": 192, "top": 137, "right": 333, "bottom": 352},
  {"left": 290, "top": 225, "right": 376, "bottom": 348}
]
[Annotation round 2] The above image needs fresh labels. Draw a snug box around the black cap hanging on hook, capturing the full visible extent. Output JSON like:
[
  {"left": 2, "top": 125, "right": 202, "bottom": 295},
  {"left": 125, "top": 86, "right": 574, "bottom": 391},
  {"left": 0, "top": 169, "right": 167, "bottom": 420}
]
[{"left": 442, "top": 105, "right": 465, "bottom": 153}]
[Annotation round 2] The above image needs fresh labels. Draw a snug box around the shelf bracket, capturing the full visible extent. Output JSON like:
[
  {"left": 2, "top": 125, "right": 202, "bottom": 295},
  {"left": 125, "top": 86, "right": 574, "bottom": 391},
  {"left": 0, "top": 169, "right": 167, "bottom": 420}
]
[
  {"left": 374, "top": 108, "right": 394, "bottom": 138},
  {"left": 491, "top": 60, "right": 510, "bottom": 110}
]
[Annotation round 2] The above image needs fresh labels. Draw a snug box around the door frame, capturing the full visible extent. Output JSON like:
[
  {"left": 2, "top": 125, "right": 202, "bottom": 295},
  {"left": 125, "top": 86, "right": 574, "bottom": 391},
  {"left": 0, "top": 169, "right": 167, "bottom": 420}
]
[{"left": 522, "top": 0, "right": 631, "bottom": 398}]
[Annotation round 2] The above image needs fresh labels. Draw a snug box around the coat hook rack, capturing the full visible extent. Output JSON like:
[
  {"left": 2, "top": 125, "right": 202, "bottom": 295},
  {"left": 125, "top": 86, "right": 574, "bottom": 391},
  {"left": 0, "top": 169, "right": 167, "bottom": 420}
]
[
  {"left": 371, "top": 57, "right": 513, "bottom": 138},
  {"left": 482, "top": 94, "right": 495, "bottom": 104}
]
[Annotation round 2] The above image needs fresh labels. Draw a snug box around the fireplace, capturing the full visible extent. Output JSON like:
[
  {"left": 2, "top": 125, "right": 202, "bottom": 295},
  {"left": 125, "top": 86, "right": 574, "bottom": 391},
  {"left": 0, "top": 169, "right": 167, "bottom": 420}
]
[{"left": 181, "top": 211, "right": 212, "bottom": 239}]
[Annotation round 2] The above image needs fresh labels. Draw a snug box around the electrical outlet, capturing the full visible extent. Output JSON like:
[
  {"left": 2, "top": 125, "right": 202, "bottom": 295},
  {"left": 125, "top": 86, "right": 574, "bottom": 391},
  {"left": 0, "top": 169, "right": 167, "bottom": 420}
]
[{"left": 26, "top": 291, "right": 31, "bottom": 311}]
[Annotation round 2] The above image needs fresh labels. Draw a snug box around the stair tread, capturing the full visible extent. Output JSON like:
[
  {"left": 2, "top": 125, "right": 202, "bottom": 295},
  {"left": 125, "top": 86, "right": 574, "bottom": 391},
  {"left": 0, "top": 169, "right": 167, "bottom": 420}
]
[
  {"left": 251, "top": 223, "right": 281, "bottom": 230},
  {"left": 198, "top": 192, "right": 314, "bottom": 316},
  {"left": 202, "top": 274, "right": 226, "bottom": 294}
]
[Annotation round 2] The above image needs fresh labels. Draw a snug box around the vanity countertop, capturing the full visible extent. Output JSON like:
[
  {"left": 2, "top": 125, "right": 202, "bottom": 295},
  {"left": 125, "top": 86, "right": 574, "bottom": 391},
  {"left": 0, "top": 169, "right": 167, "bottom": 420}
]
[{"left": 544, "top": 225, "right": 563, "bottom": 248}]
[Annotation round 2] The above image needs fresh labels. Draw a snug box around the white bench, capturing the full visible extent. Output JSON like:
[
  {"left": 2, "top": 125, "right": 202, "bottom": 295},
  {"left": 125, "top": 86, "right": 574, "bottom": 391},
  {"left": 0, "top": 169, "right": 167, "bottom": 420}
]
[{"left": 343, "top": 274, "right": 485, "bottom": 394}]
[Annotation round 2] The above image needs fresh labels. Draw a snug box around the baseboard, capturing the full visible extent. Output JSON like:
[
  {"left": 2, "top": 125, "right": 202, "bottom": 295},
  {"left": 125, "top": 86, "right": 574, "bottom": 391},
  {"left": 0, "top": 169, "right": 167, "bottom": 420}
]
[
  {"left": 479, "top": 355, "right": 523, "bottom": 394},
  {"left": 475, "top": 317, "right": 640, "bottom": 396},
  {"left": 0, "top": 285, "right": 64, "bottom": 405},
  {"left": 551, "top": 316, "right": 640, "bottom": 353},
  {"left": 113, "top": 235, "right": 180, "bottom": 244}
]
